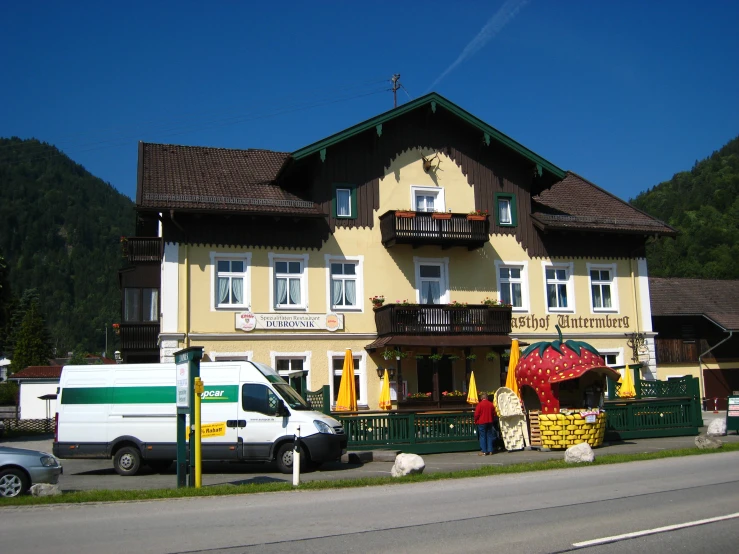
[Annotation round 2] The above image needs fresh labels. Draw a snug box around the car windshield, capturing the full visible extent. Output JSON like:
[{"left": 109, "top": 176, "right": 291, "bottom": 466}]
[{"left": 273, "top": 383, "right": 310, "bottom": 410}]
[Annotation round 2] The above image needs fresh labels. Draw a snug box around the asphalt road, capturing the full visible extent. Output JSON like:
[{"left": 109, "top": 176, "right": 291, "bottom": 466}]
[
  {"left": 6, "top": 428, "right": 739, "bottom": 491},
  {"left": 2, "top": 451, "right": 739, "bottom": 553}
]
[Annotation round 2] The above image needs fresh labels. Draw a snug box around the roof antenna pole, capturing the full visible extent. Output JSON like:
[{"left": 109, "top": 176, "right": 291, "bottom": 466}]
[{"left": 391, "top": 74, "right": 401, "bottom": 108}]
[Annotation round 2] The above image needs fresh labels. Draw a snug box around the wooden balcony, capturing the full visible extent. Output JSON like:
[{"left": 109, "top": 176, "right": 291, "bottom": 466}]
[
  {"left": 655, "top": 338, "right": 712, "bottom": 364},
  {"left": 122, "top": 237, "right": 162, "bottom": 263},
  {"left": 374, "top": 304, "right": 511, "bottom": 336},
  {"left": 379, "top": 211, "right": 489, "bottom": 250},
  {"left": 119, "top": 322, "right": 160, "bottom": 352}
]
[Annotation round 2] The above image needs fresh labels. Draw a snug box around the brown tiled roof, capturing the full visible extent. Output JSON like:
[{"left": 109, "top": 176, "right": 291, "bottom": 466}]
[
  {"left": 138, "top": 143, "right": 322, "bottom": 216},
  {"left": 10, "top": 366, "right": 63, "bottom": 380},
  {"left": 650, "top": 277, "right": 739, "bottom": 331},
  {"left": 532, "top": 172, "right": 676, "bottom": 236}
]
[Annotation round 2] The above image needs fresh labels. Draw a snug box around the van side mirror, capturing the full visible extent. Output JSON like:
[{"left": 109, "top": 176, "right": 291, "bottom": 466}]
[{"left": 276, "top": 400, "right": 289, "bottom": 417}]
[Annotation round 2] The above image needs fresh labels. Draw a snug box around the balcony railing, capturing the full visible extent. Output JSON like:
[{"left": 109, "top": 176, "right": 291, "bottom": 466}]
[
  {"left": 122, "top": 237, "right": 162, "bottom": 263},
  {"left": 379, "top": 211, "right": 489, "bottom": 250},
  {"left": 119, "top": 322, "right": 160, "bottom": 351},
  {"left": 655, "top": 338, "right": 711, "bottom": 364},
  {"left": 374, "top": 304, "right": 512, "bottom": 336}
]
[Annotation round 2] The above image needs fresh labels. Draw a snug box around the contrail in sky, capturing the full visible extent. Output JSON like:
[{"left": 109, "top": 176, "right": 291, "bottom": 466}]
[{"left": 427, "top": 0, "right": 531, "bottom": 92}]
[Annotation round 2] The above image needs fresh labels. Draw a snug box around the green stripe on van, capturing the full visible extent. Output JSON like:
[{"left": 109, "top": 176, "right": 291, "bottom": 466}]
[{"left": 61, "top": 385, "right": 239, "bottom": 404}]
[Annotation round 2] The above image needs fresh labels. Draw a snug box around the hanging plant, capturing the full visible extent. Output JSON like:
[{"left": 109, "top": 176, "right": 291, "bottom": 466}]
[
  {"left": 485, "top": 351, "right": 498, "bottom": 362},
  {"left": 429, "top": 353, "right": 443, "bottom": 362},
  {"left": 466, "top": 354, "right": 477, "bottom": 361},
  {"left": 448, "top": 354, "right": 461, "bottom": 362}
]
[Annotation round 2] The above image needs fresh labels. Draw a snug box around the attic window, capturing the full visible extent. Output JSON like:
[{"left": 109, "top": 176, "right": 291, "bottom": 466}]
[
  {"left": 332, "top": 184, "right": 357, "bottom": 219},
  {"left": 495, "top": 193, "right": 517, "bottom": 227}
]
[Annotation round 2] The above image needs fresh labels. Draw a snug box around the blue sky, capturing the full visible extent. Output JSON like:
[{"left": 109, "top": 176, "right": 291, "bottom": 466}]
[{"left": 1, "top": 1, "right": 737, "bottom": 202}]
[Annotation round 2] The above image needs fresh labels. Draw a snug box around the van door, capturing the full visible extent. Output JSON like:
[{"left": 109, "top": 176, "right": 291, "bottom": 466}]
[
  {"left": 199, "top": 384, "right": 241, "bottom": 461},
  {"left": 238, "top": 383, "right": 288, "bottom": 460}
]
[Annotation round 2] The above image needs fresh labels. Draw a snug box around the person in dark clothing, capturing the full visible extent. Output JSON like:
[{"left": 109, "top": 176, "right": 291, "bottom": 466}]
[{"left": 474, "top": 392, "right": 497, "bottom": 455}]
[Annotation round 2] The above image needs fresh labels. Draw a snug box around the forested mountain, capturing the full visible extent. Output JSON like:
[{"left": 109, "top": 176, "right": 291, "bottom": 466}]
[
  {"left": 631, "top": 136, "right": 739, "bottom": 278},
  {"left": 0, "top": 137, "right": 135, "bottom": 358}
]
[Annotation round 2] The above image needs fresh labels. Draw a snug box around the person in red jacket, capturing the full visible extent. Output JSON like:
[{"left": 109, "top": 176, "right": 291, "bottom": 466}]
[{"left": 474, "top": 392, "right": 497, "bottom": 455}]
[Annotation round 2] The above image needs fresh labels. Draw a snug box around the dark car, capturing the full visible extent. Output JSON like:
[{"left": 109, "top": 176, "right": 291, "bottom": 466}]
[{"left": 0, "top": 446, "right": 63, "bottom": 498}]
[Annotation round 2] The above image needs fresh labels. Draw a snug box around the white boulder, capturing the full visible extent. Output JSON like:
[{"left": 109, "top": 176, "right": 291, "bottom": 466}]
[
  {"left": 564, "top": 442, "right": 595, "bottom": 463},
  {"left": 695, "top": 435, "right": 723, "bottom": 449},
  {"left": 30, "top": 483, "right": 61, "bottom": 497},
  {"left": 707, "top": 418, "right": 727, "bottom": 436},
  {"left": 391, "top": 453, "right": 425, "bottom": 477}
]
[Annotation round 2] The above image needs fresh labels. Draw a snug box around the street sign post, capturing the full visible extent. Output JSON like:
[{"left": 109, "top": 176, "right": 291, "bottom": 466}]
[
  {"left": 727, "top": 395, "right": 739, "bottom": 433},
  {"left": 174, "top": 346, "right": 203, "bottom": 488}
]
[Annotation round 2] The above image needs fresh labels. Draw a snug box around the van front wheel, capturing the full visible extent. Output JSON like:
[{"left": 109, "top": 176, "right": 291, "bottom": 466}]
[
  {"left": 114, "top": 446, "right": 142, "bottom": 476},
  {"left": 275, "top": 443, "right": 297, "bottom": 474}
]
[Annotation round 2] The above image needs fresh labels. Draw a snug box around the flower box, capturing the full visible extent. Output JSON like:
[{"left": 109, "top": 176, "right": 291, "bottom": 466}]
[
  {"left": 395, "top": 210, "right": 416, "bottom": 218},
  {"left": 466, "top": 214, "right": 488, "bottom": 221},
  {"left": 432, "top": 212, "right": 452, "bottom": 220}
]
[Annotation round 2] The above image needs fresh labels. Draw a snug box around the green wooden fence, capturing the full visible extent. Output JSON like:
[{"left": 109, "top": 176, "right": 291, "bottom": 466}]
[{"left": 603, "top": 398, "right": 701, "bottom": 439}]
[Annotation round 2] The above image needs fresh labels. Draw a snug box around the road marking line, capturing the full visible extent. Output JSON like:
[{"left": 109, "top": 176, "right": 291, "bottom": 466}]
[{"left": 573, "top": 512, "right": 739, "bottom": 547}]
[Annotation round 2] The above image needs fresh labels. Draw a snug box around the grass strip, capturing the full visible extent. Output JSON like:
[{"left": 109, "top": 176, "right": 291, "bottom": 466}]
[{"left": 2, "top": 442, "right": 738, "bottom": 507}]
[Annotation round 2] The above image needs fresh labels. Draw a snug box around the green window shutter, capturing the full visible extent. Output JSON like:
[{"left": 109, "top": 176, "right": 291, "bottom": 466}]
[
  {"left": 494, "top": 193, "right": 517, "bottom": 227},
  {"left": 333, "top": 184, "right": 357, "bottom": 219}
]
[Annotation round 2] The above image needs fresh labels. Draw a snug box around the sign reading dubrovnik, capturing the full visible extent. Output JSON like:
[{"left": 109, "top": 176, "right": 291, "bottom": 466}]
[
  {"left": 235, "top": 312, "right": 343, "bottom": 332},
  {"left": 511, "top": 314, "right": 631, "bottom": 332}
]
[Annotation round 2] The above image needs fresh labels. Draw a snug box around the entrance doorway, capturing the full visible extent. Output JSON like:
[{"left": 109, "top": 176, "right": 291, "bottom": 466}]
[{"left": 417, "top": 356, "right": 453, "bottom": 397}]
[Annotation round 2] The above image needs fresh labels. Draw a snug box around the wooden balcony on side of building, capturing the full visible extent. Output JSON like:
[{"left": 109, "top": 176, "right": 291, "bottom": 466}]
[
  {"left": 655, "top": 338, "right": 712, "bottom": 364},
  {"left": 122, "top": 237, "right": 162, "bottom": 263},
  {"left": 379, "top": 211, "right": 489, "bottom": 250},
  {"left": 119, "top": 322, "right": 160, "bottom": 351},
  {"left": 374, "top": 304, "right": 512, "bottom": 336}
]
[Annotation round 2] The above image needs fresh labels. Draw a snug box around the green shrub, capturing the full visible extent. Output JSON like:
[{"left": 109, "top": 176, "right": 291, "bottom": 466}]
[{"left": 0, "top": 381, "right": 19, "bottom": 405}]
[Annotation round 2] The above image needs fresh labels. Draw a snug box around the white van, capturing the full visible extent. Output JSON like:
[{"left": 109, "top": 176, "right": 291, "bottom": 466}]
[{"left": 53, "top": 361, "right": 346, "bottom": 475}]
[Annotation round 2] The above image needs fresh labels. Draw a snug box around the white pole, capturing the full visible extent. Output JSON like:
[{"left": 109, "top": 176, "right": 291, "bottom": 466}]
[{"left": 292, "top": 426, "right": 301, "bottom": 487}]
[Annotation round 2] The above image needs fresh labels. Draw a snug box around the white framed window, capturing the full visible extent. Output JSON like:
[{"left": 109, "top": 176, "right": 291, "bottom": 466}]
[
  {"left": 325, "top": 255, "right": 363, "bottom": 312},
  {"left": 494, "top": 261, "right": 529, "bottom": 311},
  {"left": 587, "top": 263, "right": 619, "bottom": 313},
  {"left": 336, "top": 188, "right": 351, "bottom": 217},
  {"left": 413, "top": 256, "right": 450, "bottom": 304},
  {"left": 328, "top": 350, "right": 367, "bottom": 407},
  {"left": 209, "top": 351, "right": 253, "bottom": 362},
  {"left": 498, "top": 198, "right": 511, "bottom": 224},
  {"left": 210, "top": 252, "right": 251, "bottom": 310},
  {"left": 542, "top": 262, "right": 575, "bottom": 312},
  {"left": 411, "top": 185, "right": 446, "bottom": 213},
  {"left": 598, "top": 349, "right": 623, "bottom": 367},
  {"left": 269, "top": 253, "right": 309, "bottom": 311},
  {"left": 271, "top": 351, "right": 312, "bottom": 397}
]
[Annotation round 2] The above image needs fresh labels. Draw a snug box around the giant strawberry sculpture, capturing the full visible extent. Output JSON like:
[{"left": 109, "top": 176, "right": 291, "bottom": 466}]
[{"left": 515, "top": 325, "right": 621, "bottom": 413}]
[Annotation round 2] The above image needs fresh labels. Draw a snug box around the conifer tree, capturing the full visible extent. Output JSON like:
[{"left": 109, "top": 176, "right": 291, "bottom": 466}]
[{"left": 9, "top": 299, "right": 54, "bottom": 373}]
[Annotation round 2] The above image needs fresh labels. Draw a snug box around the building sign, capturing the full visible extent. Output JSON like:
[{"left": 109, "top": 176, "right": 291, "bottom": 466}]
[
  {"left": 235, "top": 312, "right": 343, "bottom": 332},
  {"left": 175, "top": 361, "right": 189, "bottom": 408},
  {"left": 510, "top": 314, "right": 631, "bottom": 332}
]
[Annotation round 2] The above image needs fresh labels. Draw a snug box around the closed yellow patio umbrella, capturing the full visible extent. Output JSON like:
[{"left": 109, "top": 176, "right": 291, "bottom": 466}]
[
  {"left": 379, "top": 369, "right": 392, "bottom": 410},
  {"left": 618, "top": 365, "right": 637, "bottom": 398},
  {"left": 467, "top": 371, "right": 479, "bottom": 405},
  {"left": 505, "top": 339, "right": 521, "bottom": 398},
  {"left": 335, "top": 349, "right": 357, "bottom": 411}
]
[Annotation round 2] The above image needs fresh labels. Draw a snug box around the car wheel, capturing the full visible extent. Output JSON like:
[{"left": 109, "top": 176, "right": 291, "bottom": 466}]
[
  {"left": 0, "top": 468, "right": 29, "bottom": 498},
  {"left": 113, "top": 446, "right": 142, "bottom": 476},
  {"left": 275, "top": 443, "right": 295, "bottom": 474},
  {"left": 146, "top": 460, "right": 172, "bottom": 473}
]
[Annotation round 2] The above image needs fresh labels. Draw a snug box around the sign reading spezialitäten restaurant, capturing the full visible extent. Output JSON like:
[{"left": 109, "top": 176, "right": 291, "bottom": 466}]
[{"left": 235, "top": 312, "right": 343, "bottom": 332}]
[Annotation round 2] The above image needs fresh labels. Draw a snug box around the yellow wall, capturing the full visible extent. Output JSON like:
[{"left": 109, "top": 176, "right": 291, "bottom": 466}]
[{"left": 168, "top": 149, "right": 648, "bottom": 409}]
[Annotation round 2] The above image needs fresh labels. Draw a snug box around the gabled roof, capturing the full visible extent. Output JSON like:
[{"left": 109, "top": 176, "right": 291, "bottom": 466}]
[
  {"left": 10, "top": 366, "right": 63, "bottom": 380},
  {"left": 137, "top": 143, "right": 322, "bottom": 216},
  {"left": 532, "top": 172, "right": 676, "bottom": 236},
  {"left": 650, "top": 277, "right": 739, "bottom": 331},
  {"left": 292, "top": 92, "right": 566, "bottom": 179}
]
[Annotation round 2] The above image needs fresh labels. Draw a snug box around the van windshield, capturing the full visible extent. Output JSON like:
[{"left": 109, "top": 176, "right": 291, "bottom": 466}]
[{"left": 273, "top": 383, "right": 311, "bottom": 410}]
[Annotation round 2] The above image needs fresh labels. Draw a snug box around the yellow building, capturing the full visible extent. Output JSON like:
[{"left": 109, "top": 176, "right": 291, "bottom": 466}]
[{"left": 119, "top": 93, "right": 675, "bottom": 411}]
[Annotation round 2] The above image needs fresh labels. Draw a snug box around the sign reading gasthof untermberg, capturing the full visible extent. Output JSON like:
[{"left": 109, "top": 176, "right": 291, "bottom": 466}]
[{"left": 235, "top": 312, "right": 343, "bottom": 332}]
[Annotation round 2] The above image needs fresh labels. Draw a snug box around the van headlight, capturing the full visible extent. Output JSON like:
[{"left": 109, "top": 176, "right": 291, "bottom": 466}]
[
  {"left": 40, "top": 456, "right": 59, "bottom": 467},
  {"left": 313, "top": 420, "right": 335, "bottom": 434}
]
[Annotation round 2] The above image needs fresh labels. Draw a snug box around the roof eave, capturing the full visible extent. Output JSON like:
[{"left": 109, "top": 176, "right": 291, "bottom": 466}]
[{"left": 292, "top": 92, "right": 565, "bottom": 179}]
